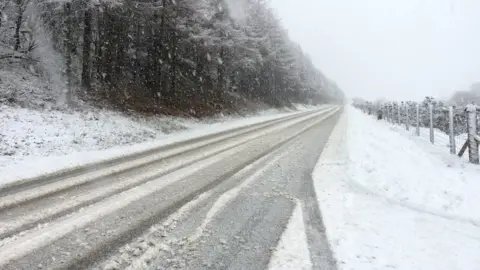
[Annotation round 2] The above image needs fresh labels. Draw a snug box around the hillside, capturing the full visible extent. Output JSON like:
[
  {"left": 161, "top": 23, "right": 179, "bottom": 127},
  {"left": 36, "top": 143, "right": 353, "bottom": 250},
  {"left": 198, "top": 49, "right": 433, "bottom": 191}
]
[{"left": 0, "top": 0, "right": 344, "bottom": 116}]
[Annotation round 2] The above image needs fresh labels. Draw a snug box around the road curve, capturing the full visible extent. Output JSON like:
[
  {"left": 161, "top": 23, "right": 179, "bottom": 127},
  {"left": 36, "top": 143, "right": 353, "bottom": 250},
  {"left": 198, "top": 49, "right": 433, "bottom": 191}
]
[{"left": 0, "top": 107, "right": 341, "bottom": 270}]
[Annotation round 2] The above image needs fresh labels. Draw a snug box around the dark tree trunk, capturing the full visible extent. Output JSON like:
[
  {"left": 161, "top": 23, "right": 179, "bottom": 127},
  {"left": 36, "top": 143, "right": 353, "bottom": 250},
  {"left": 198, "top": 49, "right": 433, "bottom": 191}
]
[
  {"left": 94, "top": 9, "right": 103, "bottom": 87},
  {"left": 158, "top": 0, "right": 168, "bottom": 100},
  {"left": 170, "top": 33, "right": 177, "bottom": 99},
  {"left": 102, "top": 9, "right": 115, "bottom": 92},
  {"left": 82, "top": 6, "right": 93, "bottom": 91},
  {"left": 64, "top": 1, "right": 74, "bottom": 104},
  {"left": 14, "top": 0, "right": 23, "bottom": 51},
  {"left": 217, "top": 48, "right": 225, "bottom": 93},
  {"left": 133, "top": 22, "right": 141, "bottom": 82}
]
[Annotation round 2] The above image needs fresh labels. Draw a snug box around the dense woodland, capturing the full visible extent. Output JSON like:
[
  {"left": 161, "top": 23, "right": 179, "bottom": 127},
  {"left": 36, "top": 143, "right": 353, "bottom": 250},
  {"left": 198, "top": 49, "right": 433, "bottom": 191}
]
[{"left": 0, "top": 0, "right": 344, "bottom": 116}]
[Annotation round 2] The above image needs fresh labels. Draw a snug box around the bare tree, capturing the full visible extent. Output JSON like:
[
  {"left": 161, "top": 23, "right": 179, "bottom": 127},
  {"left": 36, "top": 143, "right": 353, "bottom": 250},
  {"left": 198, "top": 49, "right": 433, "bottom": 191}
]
[
  {"left": 81, "top": 1, "right": 93, "bottom": 91},
  {"left": 13, "top": 0, "right": 31, "bottom": 51}
]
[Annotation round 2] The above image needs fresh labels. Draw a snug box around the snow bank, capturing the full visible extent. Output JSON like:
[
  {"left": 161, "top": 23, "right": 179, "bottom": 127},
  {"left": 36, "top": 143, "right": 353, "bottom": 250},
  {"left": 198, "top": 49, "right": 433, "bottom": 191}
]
[
  {"left": 349, "top": 108, "right": 480, "bottom": 221},
  {"left": 0, "top": 104, "right": 318, "bottom": 186},
  {"left": 314, "top": 107, "right": 480, "bottom": 270}
]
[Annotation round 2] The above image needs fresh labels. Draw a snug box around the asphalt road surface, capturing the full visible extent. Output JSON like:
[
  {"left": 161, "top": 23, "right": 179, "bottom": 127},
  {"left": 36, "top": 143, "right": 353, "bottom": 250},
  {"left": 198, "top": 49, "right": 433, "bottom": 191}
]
[{"left": 0, "top": 106, "right": 341, "bottom": 270}]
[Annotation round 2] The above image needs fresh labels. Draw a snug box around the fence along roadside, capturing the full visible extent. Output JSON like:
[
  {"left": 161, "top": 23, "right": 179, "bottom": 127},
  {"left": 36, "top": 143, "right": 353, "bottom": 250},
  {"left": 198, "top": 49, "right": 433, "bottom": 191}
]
[{"left": 355, "top": 101, "right": 480, "bottom": 164}]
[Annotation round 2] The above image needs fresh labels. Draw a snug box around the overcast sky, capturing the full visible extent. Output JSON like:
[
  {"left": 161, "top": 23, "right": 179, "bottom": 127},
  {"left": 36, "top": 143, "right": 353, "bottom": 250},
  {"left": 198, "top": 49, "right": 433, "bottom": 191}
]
[{"left": 270, "top": 0, "right": 480, "bottom": 101}]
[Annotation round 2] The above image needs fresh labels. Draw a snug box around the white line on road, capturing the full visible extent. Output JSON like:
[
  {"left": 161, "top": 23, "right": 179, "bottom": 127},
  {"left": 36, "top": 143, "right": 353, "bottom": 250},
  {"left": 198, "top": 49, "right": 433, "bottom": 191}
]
[{"left": 268, "top": 200, "right": 312, "bottom": 270}]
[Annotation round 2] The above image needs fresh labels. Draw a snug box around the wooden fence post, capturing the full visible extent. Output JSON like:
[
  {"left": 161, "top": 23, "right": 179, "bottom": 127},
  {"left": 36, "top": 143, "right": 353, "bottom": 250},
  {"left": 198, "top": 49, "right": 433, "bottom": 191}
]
[
  {"left": 466, "top": 105, "right": 479, "bottom": 164},
  {"left": 386, "top": 105, "right": 390, "bottom": 122},
  {"left": 397, "top": 102, "right": 401, "bottom": 125},
  {"left": 429, "top": 103, "right": 434, "bottom": 144},
  {"left": 449, "top": 106, "right": 456, "bottom": 155},
  {"left": 416, "top": 103, "right": 420, "bottom": 136},
  {"left": 405, "top": 103, "right": 409, "bottom": 131},
  {"left": 389, "top": 103, "right": 393, "bottom": 123}
]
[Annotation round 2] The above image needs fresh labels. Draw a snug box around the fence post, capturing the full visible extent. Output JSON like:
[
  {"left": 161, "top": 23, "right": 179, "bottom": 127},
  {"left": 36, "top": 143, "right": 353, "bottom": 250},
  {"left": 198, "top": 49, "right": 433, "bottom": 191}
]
[
  {"left": 388, "top": 103, "right": 392, "bottom": 123},
  {"left": 385, "top": 105, "right": 389, "bottom": 122},
  {"left": 416, "top": 103, "right": 420, "bottom": 136},
  {"left": 390, "top": 103, "right": 394, "bottom": 123},
  {"left": 466, "top": 105, "right": 479, "bottom": 164},
  {"left": 386, "top": 105, "right": 389, "bottom": 122},
  {"left": 397, "top": 102, "right": 401, "bottom": 125},
  {"left": 392, "top": 103, "right": 395, "bottom": 124},
  {"left": 429, "top": 103, "right": 434, "bottom": 144},
  {"left": 405, "top": 103, "right": 409, "bottom": 131},
  {"left": 449, "top": 106, "right": 456, "bottom": 155}
]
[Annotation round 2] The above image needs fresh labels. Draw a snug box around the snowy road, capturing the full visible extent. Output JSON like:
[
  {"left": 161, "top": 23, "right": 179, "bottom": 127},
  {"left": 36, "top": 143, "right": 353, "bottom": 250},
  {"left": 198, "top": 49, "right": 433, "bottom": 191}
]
[{"left": 0, "top": 106, "right": 340, "bottom": 270}]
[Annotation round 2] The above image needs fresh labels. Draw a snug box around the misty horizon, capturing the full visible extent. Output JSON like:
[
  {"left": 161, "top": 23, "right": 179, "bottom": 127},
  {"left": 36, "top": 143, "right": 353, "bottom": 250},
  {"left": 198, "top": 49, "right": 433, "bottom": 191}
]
[{"left": 271, "top": 0, "right": 480, "bottom": 102}]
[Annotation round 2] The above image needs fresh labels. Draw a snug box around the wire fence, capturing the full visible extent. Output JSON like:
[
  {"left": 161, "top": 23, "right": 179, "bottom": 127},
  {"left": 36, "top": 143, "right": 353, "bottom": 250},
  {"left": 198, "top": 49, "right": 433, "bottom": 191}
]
[{"left": 354, "top": 101, "right": 480, "bottom": 164}]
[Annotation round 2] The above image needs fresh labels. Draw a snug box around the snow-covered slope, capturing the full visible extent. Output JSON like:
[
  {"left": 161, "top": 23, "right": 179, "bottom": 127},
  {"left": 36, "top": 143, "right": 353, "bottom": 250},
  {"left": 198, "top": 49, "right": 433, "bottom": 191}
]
[
  {"left": 314, "top": 107, "right": 480, "bottom": 270},
  {"left": 0, "top": 66, "right": 58, "bottom": 109},
  {"left": 0, "top": 103, "right": 315, "bottom": 185},
  {"left": 0, "top": 105, "right": 190, "bottom": 159}
]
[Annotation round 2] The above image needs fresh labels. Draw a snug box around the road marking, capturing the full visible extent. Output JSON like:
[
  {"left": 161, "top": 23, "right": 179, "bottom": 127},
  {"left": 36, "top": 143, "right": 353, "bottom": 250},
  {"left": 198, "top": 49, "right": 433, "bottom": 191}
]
[{"left": 268, "top": 200, "right": 312, "bottom": 270}]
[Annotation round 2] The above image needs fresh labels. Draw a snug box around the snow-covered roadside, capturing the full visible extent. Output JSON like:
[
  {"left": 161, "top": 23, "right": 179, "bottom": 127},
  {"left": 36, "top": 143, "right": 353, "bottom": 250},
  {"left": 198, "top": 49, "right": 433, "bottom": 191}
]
[
  {"left": 390, "top": 124, "right": 470, "bottom": 162},
  {"left": 0, "top": 104, "right": 318, "bottom": 186},
  {"left": 268, "top": 201, "right": 312, "bottom": 270},
  {"left": 0, "top": 105, "right": 190, "bottom": 159},
  {"left": 313, "top": 107, "right": 480, "bottom": 270}
]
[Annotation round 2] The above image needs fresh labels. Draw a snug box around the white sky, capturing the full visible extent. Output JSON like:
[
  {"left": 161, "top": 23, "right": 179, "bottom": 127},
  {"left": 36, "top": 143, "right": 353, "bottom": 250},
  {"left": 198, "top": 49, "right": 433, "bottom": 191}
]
[{"left": 270, "top": 0, "right": 480, "bottom": 101}]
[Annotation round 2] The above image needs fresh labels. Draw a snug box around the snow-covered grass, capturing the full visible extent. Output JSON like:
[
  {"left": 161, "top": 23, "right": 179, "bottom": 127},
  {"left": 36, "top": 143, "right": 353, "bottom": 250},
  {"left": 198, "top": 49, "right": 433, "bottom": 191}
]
[
  {"left": 0, "top": 103, "right": 318, "bottom": 186},
  {"left": 387, "top": 121, "right": 470, "bottom": 162},
  {"left": 0, "top": 66, "right": 58, "bottom": 109},
  {"left": 0, "top": 105, "right": 193, "bottom": 158},
  {"left": 314, "top": 107, "right": 480, "bottom": 270}
]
